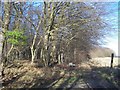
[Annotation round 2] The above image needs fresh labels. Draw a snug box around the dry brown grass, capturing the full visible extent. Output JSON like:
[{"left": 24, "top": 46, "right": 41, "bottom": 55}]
[
  {"left": 78, "top": 62, "right": 92, "bottom": 71},
  {"left": 2, "top": 60, "right": 53, "bottom": 88},
  {"left": 2, "top": 60, "right": 67, "bottom": 89},
  {"left": 90, "top": 57, "right": 119, "bottom": 67}
]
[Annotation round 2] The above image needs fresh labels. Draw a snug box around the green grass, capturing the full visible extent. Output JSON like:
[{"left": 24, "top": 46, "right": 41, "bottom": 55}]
[{"left": 68, "top": 76, "right": 77, "bottom": 84}]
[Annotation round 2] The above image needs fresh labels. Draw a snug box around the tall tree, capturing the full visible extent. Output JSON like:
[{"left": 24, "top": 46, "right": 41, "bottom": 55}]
[{"left": 1, "top": 2, "right": 12, "bottom": 76}]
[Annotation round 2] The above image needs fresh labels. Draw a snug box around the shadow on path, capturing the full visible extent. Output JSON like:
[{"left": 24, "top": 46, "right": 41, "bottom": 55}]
[
  {"left": 30, "top": 66, "right": 120, "bottom": 90},
  {"left": 54, "top": 67, "right": 119, "bottom": 90}
]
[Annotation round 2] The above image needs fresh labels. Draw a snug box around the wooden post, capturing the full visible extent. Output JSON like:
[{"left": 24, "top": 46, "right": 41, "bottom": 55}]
[{"left": 110, "top": 53, "right": 114, "bottom": 68}]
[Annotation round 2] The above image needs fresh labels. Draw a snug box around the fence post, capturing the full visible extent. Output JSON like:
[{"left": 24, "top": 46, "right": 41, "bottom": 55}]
[{"left": 110, "top": 53, "right": 114, "bottom": 68}]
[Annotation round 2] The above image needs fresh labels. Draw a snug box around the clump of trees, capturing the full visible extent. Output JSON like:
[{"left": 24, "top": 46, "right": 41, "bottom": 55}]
[
  {"left": 90, "top": 46, "right": 115, "bottom": 58},
  {"left": 0, "top": 2, "right": 109, "bottom": 75}
]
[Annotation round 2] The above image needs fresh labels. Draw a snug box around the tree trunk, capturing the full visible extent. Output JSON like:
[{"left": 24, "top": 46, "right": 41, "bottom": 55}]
[
  {"left": 31, "top": 48, "right": 36, "bottom": 64},
  {"left": 0, "top": 33, "right": 4, "bottom": 78},
  {"left": 1, "top": 2, "right": 12, "bottom": 77}
]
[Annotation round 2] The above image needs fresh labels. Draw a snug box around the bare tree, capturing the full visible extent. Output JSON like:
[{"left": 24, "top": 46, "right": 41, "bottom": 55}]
[{"left": 1, "top": 2, "right": 13, "bottom": 76}]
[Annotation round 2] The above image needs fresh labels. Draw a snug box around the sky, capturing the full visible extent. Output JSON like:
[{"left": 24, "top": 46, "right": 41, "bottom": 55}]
[{"left": 102, "top": 2, "right": 118, "bottom": 56}]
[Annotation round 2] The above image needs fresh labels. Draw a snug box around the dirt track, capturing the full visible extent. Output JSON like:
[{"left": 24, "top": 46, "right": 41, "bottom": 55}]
[{"left": 52, "top": 57, "right": 120, "bottom": 89}]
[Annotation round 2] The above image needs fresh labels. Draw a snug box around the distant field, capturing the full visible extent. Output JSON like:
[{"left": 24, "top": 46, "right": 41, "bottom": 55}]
[{"left": 90, "top": 57, "right": 120, "bottom": 67}]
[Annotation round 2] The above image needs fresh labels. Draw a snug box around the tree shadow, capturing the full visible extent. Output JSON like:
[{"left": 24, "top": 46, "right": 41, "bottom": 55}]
[
  {"left": 65, "top": 76, "right": 81, "bottom": 90},
  {"left": 54, "top": 66, "right": 120, "bottom": 90},
  {"left": 3, "top": 71, "right": 27, "bottom": 87},
  {"left": 27, "top": 66, "right": 120, "bottom": 89},
  {"left": 55, "top": 77, "right": 71, "bottom": 90},
  {"left": 31, "top": 70, "right": 64, "bottom": 88},
  {"left": 83, "top": 66, "right": 120, "bottom": 89}
]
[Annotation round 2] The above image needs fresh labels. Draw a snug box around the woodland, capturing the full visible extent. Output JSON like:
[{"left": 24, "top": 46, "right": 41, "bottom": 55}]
[{"left": 0, "top": 2, "right": 119, "bottom": 89}]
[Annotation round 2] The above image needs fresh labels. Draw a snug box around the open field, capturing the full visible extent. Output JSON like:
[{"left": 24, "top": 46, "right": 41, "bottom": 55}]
[{"left": 90, "top": 57, "right": 120, "bottom": 67}]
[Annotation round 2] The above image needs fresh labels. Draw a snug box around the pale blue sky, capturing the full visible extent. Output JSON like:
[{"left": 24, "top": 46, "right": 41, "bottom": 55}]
[{"left": 102, "top": 2, "right": 118, "bottom": 55}]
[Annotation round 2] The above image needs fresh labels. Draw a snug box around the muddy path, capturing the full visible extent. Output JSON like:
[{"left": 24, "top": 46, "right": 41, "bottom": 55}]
[
  {"left": 48, "top": 65, "right": 120, "bottom": 90},
  {"left": 51, "top": 70, "right": 119, "bottom": 90}
]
